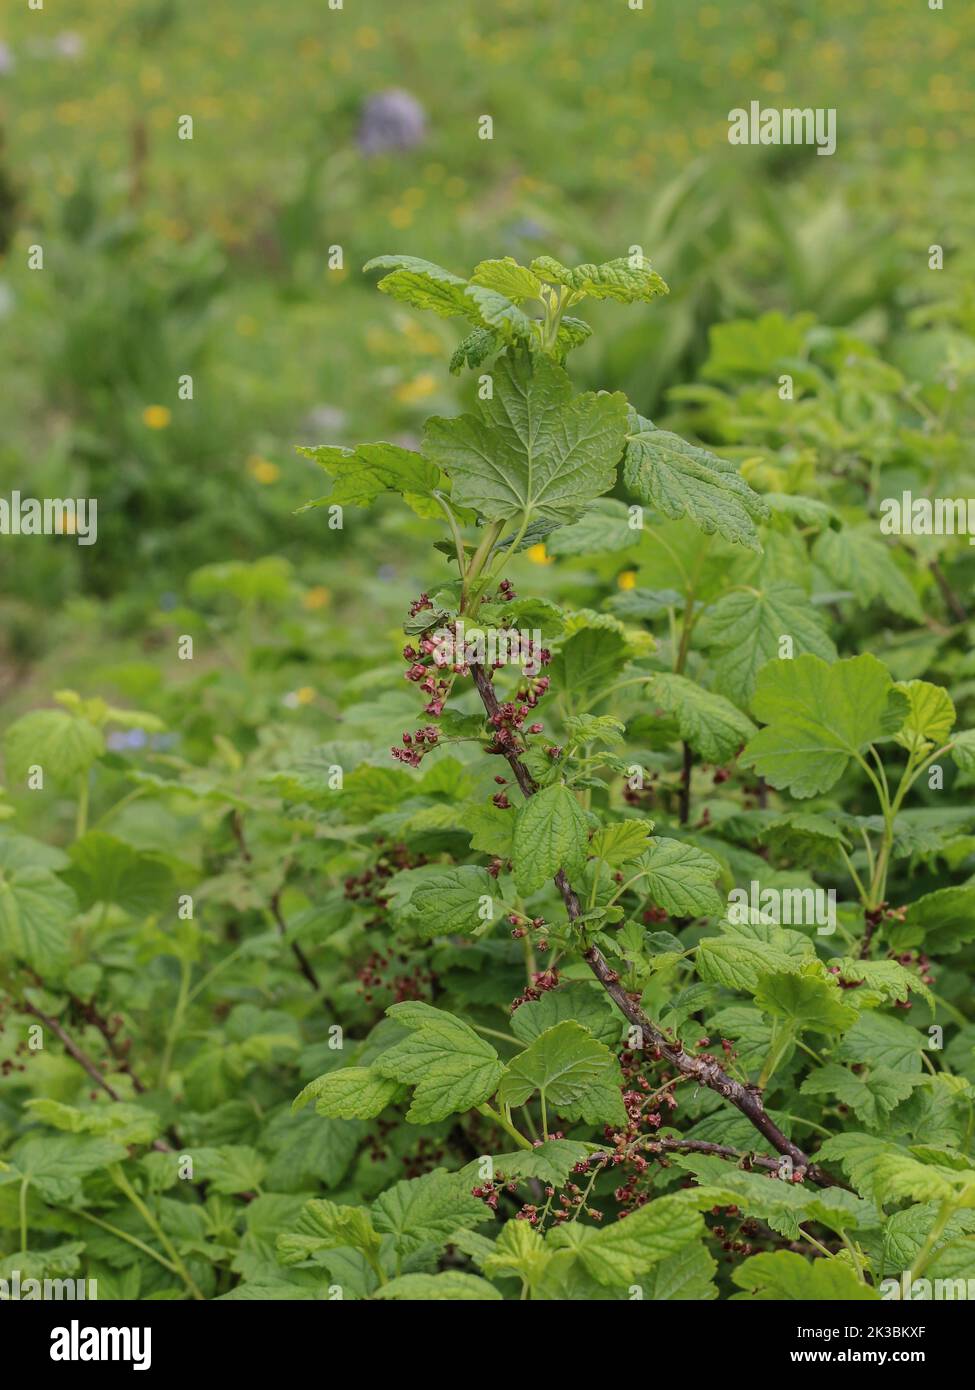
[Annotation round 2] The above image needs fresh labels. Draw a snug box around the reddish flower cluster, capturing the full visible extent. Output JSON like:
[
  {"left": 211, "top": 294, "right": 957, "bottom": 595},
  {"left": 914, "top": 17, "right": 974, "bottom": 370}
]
[
  {"left": 485, "top": 699, "right": 533, "bottom": 757},
  {"left": 355, "top": 947, "right": 437, "bottom": 1005},
  {"left": 401, "top": 1136, "right": 447, "bottom": 1180},
  {"left": 513, "top": 668, "right": 551, "bottom": 708},
  {"left": 471, "top": 1173, "right": 518, "bottom": 1211},
  {"left": 408, "top": 592, "right": 434, "bottom": 618},
  {"left": 507, "top": 913, "right": 546, "bottom": 942},
  {"left": 593, "top": 1048, "right": 685, "bottom": 1216},
  {"left": 343, "top": 841, "right": 422, "bottom": 908},
  {"left": 896, "top": 947, "right": 934, "bottom": 987},
  {"left": 623, "top": 770, "right": 656, "bottom": 806},
  {"left": 366, "top": 1116, "right": 396, "bottom": 1166},
  {"left": 710, "top": 1205, "right": 759, "bottom": 1260},
  {"left": 548, "top": 1166, "right": 605, "bottom": 1227},
  {"left": 400, "top": 628, "right": 454, "bottom": 716},
  {"left": 510, "top": 968, "right": 560, "bottom": 1013},
  {"left": 391, "top": 724, "right": 440, "bottom": 767}
]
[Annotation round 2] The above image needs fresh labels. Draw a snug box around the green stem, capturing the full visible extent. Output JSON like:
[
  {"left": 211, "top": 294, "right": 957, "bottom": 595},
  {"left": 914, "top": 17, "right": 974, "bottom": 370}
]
[
  {"left": 585, "top": 674, "right": 653, "bottom": 709},
  {"left": 675, "top": 600, "right": 695, "bottom": 675},
  {"left": 471, "top": 1023, "right": 521, "bottom": 1046},
  {"left": 110, "top": 1164, "right": 205, "bottom": 1300},
  {"left": 929, "top": 991, "right": 968, "bottom": 1027},
  {"left": 158, "top": 956, "right": 191, "bottom": 1089},
  {"left": 840, "top": 1230, "right": 866, "bottom": 1281},
  {"left": 19, "top": 1176, "right": 29, "bottom": 1253},
  {"left": 781, "top": 1112, "right": 833, "bottom": 1139},
  {"left": 912, "top": 1198, "right": 955, "bottom": 1281},
  {"left": 605, "top": 869, "right": 650, "bottom": 909},
  {"left": 838, "top": 847, "right": 869, "bottom": 908},
  {"left": 75, "top": 774, "right": 90, "bottom": 840},
  {"left": 185, "top": 938, "right": 252, "bottom": 1006},
  {"left": 462, "top": 519, "right": 506, "bottom": 612},
  {"left": 758, "top": 1022, "right": 794, "bottom": 1089},
  {"left": 798, "top": 1228, "right": 835, "bottom": 1260},
  {"left": 432, "top": 491, "right": 467, "bottom": 576},
  {"left": 72, "top": 1207, "right": 185, "bottom": 1277},
  {"left": 477, "top": 1102, "right": 533, "bottom": 1151},
  {"left": 570, "top": 1161, "right": 603, "bottom": 1222},
  {"left": 92, "top": 785, "right": 149, "bottom": 830},
  {"left": 521, "top": 927, "right": 536, "bottom": 982}
]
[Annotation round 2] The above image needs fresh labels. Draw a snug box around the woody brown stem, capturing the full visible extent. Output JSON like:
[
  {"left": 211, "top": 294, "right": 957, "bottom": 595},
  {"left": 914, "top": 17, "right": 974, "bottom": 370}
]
[
  {"left": 679, "top": 740, "right": 693, "bottom": 824},
  {"left": 930, "top": 560, "right": 967, "bottom": 623},
  {"left": 233, "top": 811, "right": 323, "bottom": 993},
  {"left": 269, "top": 889, "right": 322, "bottom": 993},
  {"left": 72, "top": 996, "right": 146, "bottom": 1093},
  {"left": 21, "top": 1001, "right": 170, "bottom": 1153},
  {"left": 470, "top": 662, "right": 836, "bottom": 1186},
  {"left": 588, "top": 1136, "right": 815, "bottom": 1177}
]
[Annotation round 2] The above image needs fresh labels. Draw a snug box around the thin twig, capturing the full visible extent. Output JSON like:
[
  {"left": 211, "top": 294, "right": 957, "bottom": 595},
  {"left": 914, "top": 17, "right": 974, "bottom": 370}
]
[
  {"left": 232, "top": 811, "right": 323, "bottom": 994},
  {"left": 21, "top": 1001, "right": 170, "bottom": 1152},
  {"left": 679, "top": 740, "right": 693, "bottom": 824},
  {"left": 586, "top": 1135, "right": 807, "bottom": 1177},
  {"left": 23, "top": 1000, "right": 123, "bottom": 1100},
  {"left": 72, "top": 996, "right": 146, "bottom": 1093},
  {"left": 929, "top": 560, "right": 967, "bottom": 623},
  {"left": 269, "top": 889, "right": 322, "bottom": 992},
  {"left": 469, "top": 662, "right": 838, "bottom": 1187}
]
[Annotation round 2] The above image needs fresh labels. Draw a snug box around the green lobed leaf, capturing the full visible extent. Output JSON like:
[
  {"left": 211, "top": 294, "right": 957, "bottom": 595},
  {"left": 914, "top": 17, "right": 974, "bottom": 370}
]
[
  {"left": 509, "top": 984, "right": 621, "bottom": 1047},
  {"left": 696, "top": 584, "right": 837, "bottom": 707},
  {"left": 741, "top": 653, "right": 910, "bottom": 798},
  {"left": 0, "top": 851, "right": 77, "bottom": 975},
  {"left": 648, "top": 672, "right": 757, "bottom": 763},
  {"left": 498, "top": 1020, "right": 626, "bottom": 1125},
  {"left": 531, "top": 254, "right": 669, "bottom": 304},
  {"left": 634, "top": 836, "right": 723, "bottom": 917},
  {"left": 753, "top": 965, "right": 858, "bottom": 1035},
  {"left": 623, "top": 409, "right": 769, "bottom": 551},
  {"left": 292, "top": 1066, "right": 404, "bottom": 1119},
  {"left": 3, "top": 709, "right": 105, "bottom": 785},
  {"left": 63, "top": 832, "right": 172, "bottom": 916},
  {"left": 364, "top": 255, "right": 477, "bottom": 321},
  {"left": 372, "top": 1272, "right": 502, "bottom": 1300},
  {"left": 370, "top": 1168, "right": 490, "bottom": 1257},
  {"left": 399, "top": 864, "right": 497, "bottom": 938},
  {"left": 373, "top": 1003, "right": 504, "bottom": 1123},
  {"left": 422, "top": 353, "right": 628, "bottom": 527},
  {"left": 575, "top": 1193, "right": 703, "bottom": 1286},
  {"left": 297, "top": 441, "right": 443, "bottom": 519},
  {"left": 893, "top": 679, "right": 956, "bottom": 755},
  {"left": 731, "top": 1250, "right": 879, "bottom": 1300},
  {"left": 512, "top": 783, "right": 590, "bottom": 895}
]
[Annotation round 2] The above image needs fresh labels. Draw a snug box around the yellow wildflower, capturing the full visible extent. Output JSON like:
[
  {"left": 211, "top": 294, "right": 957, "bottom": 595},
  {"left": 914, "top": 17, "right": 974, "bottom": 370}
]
[{"left": 247, "top": 455, "right": 280, "bottom": 484}]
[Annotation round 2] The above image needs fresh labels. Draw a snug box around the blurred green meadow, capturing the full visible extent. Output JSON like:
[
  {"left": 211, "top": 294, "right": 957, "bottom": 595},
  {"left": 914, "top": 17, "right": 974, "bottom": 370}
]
[{"left": 0, "top": 0, "right": 973, "bottom": 770}]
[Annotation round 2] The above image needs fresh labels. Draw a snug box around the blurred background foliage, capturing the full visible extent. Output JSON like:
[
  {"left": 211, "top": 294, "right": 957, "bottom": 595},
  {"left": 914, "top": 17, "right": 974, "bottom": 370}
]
[{"left": 0, "top": 0, "right": 973, "bottom": 783}]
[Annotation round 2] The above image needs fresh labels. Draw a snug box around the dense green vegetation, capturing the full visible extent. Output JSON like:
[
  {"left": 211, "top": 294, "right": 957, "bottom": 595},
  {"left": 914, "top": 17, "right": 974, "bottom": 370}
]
[{"left": 1, "top": 0, "right": 974, "bottom": 1304}]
